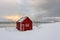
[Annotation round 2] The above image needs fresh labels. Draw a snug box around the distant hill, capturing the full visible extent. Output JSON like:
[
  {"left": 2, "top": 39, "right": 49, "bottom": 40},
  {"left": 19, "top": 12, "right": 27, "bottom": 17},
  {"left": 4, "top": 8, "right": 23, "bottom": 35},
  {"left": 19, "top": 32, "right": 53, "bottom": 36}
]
[
  {"left": 0, "top": 18, "right": 15, "bottom": 22},
  {"left": 0, "top": 18, "right": 15, "bottom": 24}
]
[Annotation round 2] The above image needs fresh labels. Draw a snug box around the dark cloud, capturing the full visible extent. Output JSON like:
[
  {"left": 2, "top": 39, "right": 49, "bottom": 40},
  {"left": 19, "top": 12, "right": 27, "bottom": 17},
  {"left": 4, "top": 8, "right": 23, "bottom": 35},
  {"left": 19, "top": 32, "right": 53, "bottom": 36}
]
[
  {"left": 43, "top": 0, "right": 60, "bottom": 17},
  {"left": 32, "top": 0, "right": 60, "bottom": 21}
]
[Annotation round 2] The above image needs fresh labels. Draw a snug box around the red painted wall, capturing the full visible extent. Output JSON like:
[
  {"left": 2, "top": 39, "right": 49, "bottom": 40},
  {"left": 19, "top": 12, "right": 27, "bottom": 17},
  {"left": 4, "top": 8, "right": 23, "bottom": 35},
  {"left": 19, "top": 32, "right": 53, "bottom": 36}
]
[
  {"left": 22, "top": 17, "right": 32, "bottom": 31},
  {"left": 16, "top": 22, "right": 20, "bottom": 30}
]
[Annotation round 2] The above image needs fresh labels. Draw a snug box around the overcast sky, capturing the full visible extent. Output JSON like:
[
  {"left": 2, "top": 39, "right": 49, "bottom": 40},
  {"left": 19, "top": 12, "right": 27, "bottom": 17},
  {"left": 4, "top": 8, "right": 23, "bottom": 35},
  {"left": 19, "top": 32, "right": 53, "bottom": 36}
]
[{"left": 0, "top": 0, "right": 60, "bottom": 21}]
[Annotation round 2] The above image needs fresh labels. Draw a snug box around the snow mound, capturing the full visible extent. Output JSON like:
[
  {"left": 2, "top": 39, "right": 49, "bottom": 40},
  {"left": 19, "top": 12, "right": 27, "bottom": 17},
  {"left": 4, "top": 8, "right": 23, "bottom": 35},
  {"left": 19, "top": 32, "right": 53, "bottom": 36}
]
[{"left": 0, "top": 26, "right": 40, "bottom": 32}]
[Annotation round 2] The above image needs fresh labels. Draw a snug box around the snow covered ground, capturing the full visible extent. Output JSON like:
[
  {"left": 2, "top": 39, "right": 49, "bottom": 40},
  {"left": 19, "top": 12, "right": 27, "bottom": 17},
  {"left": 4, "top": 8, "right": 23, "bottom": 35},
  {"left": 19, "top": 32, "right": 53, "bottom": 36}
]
[{"left": 0, "top": 22, "right": 60, "bottom": 40}]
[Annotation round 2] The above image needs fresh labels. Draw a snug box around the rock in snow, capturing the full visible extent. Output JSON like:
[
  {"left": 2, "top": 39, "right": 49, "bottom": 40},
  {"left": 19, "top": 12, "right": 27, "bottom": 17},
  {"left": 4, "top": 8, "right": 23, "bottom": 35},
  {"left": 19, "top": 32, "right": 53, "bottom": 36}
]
[{"left": 0, "top": 22, "right": 60, "bottom": 40}]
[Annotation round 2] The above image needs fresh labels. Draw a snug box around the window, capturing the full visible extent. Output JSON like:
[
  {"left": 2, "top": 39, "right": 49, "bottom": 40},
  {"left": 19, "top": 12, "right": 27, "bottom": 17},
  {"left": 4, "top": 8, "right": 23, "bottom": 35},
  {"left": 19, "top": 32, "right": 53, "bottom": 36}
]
[{"left": 25, "top": 24, "right": 29, "bottom": 27}]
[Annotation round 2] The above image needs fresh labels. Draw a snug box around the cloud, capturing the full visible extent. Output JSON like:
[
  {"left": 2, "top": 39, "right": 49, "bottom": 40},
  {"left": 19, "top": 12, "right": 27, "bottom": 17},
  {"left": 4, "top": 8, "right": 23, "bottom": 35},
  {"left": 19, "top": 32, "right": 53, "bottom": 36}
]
[
  {"left": 0, "top": 0, "right": 60, "bottom": 21},
  {"left": 32, "top": 0, "right": 60, "bottom": 22},
  {"left": 17, "top": 0, "right": 48, "bottom": 20},
  {"left": 43, "top": 0, "right": 60, "bottom": 17},
  {"left": 0, "top": 0, "right": 22, "bottom": 17},
  {"left": 0, "top": 0, "right": 21, "bottom": 4},
  {"left": 26, "top": 0, "right": 47, "bottom": 6},
  {"left": 31, "top": 0, "right": 60, "bottom": 21}
]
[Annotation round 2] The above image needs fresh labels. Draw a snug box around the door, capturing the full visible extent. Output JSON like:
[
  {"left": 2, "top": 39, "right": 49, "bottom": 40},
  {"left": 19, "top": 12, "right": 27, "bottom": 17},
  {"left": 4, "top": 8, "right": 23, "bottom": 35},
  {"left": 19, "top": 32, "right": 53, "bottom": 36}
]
[
  {"left": 20, "top": 23, "right": 24, "bottom": 31},
  {"left": 22, "top": 24, "right": 24, "bottom": 31}
]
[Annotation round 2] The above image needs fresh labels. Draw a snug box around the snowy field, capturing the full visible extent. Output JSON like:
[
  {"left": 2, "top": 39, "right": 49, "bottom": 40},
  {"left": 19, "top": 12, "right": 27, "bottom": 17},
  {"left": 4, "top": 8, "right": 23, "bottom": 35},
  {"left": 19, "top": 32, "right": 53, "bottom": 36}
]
[{"left": 0, "top": 22, "right": 60, "bottom": 40}]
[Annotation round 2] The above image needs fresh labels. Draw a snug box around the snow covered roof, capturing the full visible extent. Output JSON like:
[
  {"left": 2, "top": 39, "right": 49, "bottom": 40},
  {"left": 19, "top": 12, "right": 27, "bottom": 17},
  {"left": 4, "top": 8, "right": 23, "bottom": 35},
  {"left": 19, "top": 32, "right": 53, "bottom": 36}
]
[{"left": 17, "top": 16, "right": 28, "bottom": 22}]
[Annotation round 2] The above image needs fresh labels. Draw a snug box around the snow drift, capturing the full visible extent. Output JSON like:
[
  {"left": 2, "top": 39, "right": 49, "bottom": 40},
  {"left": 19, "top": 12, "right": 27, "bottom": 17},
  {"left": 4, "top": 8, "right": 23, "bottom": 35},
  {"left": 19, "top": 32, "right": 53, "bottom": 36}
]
[{"left": 0, "top": 22, "right": 60, "bottom": 40}]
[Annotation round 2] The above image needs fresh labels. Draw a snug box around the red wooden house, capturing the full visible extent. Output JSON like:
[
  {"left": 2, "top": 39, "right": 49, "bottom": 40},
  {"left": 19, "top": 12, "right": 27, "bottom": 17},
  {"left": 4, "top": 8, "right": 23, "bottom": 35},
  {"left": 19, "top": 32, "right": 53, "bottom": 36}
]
[{"left": 16, "top": 16, "right": 32, "bottom": 31}]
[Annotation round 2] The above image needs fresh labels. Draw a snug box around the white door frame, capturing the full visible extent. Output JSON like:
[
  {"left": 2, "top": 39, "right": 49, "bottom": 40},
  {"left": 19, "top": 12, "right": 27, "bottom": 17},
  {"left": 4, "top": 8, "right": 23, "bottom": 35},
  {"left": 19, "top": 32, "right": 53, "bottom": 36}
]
[
  {"left": 20, "top": 23, "right": 22, "bottom": 31},
  {"left": 20, "top": 23, "right": 24, "bottom": 31},
  {"left": 22, "top": 24, "right": 24, "bottom": 31}
]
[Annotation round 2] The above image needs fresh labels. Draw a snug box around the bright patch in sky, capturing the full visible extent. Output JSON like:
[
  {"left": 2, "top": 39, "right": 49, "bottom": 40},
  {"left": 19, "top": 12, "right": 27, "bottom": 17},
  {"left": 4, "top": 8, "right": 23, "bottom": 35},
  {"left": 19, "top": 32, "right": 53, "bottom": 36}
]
[{"left": 4, "top": 15, "right": 23, "bottom": 21}]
